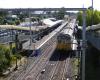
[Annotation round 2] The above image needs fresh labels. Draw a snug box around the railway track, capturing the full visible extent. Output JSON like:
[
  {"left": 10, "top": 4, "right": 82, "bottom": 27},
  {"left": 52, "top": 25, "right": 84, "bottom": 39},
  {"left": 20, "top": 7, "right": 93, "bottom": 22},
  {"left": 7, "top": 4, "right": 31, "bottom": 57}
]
[
  {"left": 50, "top": 53, "right": 70, "bottom": 80},
  {"left": 7, "top": 57, "right": 36, "bottom": 80},
  {"left": 62, "top": 53, "right": 76, "bottom": 80},
  {"left": 35, "top": 51, "right": 72, "bottom": 80},
  {"left": 8, "top": 48, "right": 76, "bottom": 80},
  {"left": 8, "top": 41, "right": 56, "bottom": 80},
  {"left": 35, "top": 50, "right": 60, "bottom": 80},
  {"left": 9, "top": 49, "right": 75, "bottom": 80},
  {"left": 62, "top": 58, "right": 70, "bottom": 80},
  {"left": 20, "top": 42, "right": 57, "bottom": 80}
]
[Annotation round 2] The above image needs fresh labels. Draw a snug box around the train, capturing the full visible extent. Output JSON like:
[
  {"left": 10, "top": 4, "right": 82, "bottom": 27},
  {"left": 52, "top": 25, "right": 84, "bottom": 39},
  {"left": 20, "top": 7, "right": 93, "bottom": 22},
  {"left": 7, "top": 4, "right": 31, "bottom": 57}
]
[
  {"left": 33, "top": 18, "right": 63, "bottom": 40},
  {"left": 30, "top": 21, "right": 68, "bottom": 57},
  {"left": 30, "top": 31, "right": 57, "bottom": 57},
  {"left": 56, "top": 19, "right": 78, "bottom": 52}
]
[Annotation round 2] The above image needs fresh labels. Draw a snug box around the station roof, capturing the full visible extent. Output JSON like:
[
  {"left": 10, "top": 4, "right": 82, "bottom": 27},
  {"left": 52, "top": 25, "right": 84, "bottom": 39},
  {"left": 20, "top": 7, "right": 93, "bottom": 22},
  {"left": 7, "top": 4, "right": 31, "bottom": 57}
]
[{"left": 0, "top": 18, "right": 62, "bottom": 31}]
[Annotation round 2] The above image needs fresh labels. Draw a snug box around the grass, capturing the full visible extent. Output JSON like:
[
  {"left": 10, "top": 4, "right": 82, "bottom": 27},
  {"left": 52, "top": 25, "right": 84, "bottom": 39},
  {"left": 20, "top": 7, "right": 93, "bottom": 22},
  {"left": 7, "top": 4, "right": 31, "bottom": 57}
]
[
  {"left": 72, "top": 58, "right": 79, "bottom": 76},
  {"left": 2, "top": 43, "right": 15, "bottom": 49}
]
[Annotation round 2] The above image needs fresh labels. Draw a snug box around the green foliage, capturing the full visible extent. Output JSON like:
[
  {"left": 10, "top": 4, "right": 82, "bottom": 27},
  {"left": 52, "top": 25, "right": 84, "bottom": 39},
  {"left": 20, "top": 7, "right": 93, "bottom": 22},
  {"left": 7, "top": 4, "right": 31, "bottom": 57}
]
[
  {"left": 0, "top": 45, "right": 11, "bottom": 74},
  {"left": 0, "top": 17, "right": 4, "bottom": 25},
  {"left": 86, "top": 10, "right": 92, "bottom": 26},
  {"left": 77, "top": 9, "right": 100, "bottom": 27},
  {"left": 15, "top": 19, "right": 20, "bottom": 25},
  {"left": 0, "top": 11, "right": 8, "bottom": 25},
  {"left": 31, "top": 17, "right": 40, "bottom": 22},
  {"left": 77, "top": 12, "right": 82, "bottom": 26},
  {"left": 93, "top": 10, "right": 100, "bottom": 25},
  {"left": 18, "top": 12, "right": 29, "bottom": 22},
  {"left": 11, "top": 53, "right": 21, "bottom": 61},
  {"left": 18, "top": 14, "right": 24, "bottom": 22},
  {"left": 0, "top": 11, "right": 7, "bottom": 17},
  {"left": 12, "top": 47, "right": 16, "bottom": 54},
  {"left": 0, "top": 44, "right": 22, "bottom": 74},
  {"left": 53, "top": 7, "right": 66, "bottom": 19}
]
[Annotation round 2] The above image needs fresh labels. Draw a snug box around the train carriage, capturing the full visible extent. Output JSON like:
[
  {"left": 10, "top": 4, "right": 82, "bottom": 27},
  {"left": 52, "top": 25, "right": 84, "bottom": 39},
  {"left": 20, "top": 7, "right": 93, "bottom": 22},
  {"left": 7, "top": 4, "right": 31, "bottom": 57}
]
[
  {"left": 57, "top": 32, "right": 73, "bottom": 51},
  {"left": 57, "top": 19, "right": 77, "bottom": 52},
  {"left": 29, "top": 20, "right": 68, "bottom": 57}
]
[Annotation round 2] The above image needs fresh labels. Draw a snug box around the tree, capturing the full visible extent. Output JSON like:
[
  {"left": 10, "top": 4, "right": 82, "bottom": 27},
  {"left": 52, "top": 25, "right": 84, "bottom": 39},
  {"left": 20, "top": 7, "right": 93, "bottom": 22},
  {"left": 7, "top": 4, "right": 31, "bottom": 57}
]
[
  {"left": 15, "top": 19, "right": 20, "bottom": 25},
  {"left": 0, "top": 11, "right": 7, "bottom": 17},
  {"left": 0, "top": 11, "right": 8, "bottom": 25},
  {"left": 93, "top": 10, "right": 100, "bottom": 25},
  {"left": 86, "top": 10, "right": 92, "bottom": 26},
  {"left": 52, "top": 7, "right": 66, "bottom": 19},
  {"left": 77, "top": 12, "right": 82, "bottom": 26},
  {"left": 0, "top": 45, "right": 11, "bottom": 75},
  {"left": 77, "top": 9, "right": 100, "bottom": 27}
]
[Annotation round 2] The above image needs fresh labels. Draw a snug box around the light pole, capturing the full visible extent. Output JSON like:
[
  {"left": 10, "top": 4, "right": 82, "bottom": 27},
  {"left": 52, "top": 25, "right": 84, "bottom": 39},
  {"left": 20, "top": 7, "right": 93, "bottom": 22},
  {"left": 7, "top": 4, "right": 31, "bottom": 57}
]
[
  {"left": 92, "top": 0, "right": 93, "bottom": 10},
  {"left": 29, "top": 10, "right": 32, "bottom": 46},
  {"left": 8, "top": 11, "right": 13, "bottom": 54},
  {"left": 82, "top": 10, "right": 86, "bottom": 80},
  {"left": 92, "top": 0, "right": 93, "bottom": 26}
]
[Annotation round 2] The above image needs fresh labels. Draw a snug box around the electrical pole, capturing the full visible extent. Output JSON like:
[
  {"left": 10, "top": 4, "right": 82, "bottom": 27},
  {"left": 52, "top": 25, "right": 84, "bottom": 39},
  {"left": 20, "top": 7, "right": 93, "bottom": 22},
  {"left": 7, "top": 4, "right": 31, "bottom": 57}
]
[
  {"left": 29, "top": 9, "right": 32, "bottom": 46},
  {"left": 91, "top": 0, "right": 94, "bottom": 29},
  {"left": 82, "top": 10, "right": 86, "bottom": 80}
]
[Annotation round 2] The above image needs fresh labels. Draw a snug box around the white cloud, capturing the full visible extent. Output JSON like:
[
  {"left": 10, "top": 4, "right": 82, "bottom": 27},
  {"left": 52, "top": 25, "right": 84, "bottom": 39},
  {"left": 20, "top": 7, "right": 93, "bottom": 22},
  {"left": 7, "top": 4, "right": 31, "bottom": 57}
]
[{"left": 0, "top": 0, "right": 99, "bottom": 10}]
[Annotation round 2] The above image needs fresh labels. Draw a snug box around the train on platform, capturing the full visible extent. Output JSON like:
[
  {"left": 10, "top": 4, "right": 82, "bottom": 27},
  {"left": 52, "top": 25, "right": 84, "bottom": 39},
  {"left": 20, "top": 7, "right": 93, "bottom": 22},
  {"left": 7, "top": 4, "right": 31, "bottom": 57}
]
[
  {"left": 35, "top": 19, "right": 63, "bottom": 40},
  {"left": 32, "top": 36, "right": 56, "bottom": 57},
  {"left": 30, "top": 21, "right": 68, "bottom": 57},
  {"left": 56, "top": 19, "right": 78, "bottom": 52}
]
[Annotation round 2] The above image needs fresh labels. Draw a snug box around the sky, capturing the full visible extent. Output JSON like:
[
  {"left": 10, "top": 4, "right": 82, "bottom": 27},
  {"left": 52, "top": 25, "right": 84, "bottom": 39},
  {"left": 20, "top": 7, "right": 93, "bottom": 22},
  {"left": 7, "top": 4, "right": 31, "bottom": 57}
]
[{"left": 0, "top": 0, "right": 100, "bottom": 10}]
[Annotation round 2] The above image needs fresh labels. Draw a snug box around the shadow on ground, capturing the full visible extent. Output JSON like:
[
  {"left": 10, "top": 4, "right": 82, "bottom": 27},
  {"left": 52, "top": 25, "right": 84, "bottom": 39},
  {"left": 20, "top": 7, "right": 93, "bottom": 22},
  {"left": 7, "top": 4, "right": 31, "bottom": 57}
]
[
  {"left": 49, "top": 49, "right": 75, "bottom": 61},
  {"left": 86, "top": 42, "right": 100, "bottom": 80}
]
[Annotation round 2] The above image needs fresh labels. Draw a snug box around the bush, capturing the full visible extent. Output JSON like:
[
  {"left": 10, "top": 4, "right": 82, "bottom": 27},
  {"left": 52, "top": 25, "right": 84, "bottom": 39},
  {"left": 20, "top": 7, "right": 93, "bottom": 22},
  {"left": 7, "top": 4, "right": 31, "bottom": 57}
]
[
  {"left": 0, "top": 45, "right": 11, "bottom": 74},
  {"left": 77, "top": 9, "right": 100, "bottom": 26}
]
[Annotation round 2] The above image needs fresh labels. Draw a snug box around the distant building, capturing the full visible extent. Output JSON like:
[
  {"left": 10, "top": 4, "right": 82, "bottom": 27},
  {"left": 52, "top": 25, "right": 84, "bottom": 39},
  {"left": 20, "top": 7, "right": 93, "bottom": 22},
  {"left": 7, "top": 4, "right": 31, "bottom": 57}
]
[{"left": 11, "top": 15, "right": 18, "bottom": 18}]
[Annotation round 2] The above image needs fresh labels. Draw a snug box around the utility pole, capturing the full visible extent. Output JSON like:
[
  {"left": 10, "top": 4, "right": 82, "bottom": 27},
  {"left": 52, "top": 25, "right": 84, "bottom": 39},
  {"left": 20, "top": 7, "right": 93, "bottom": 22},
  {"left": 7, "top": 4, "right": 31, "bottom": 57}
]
[
  {"left": 81, "top": 10, "right": 86, "bottom": 80},
  {"left": 8, "top": 11, "right": 13, "bottom": 54},
  {"left": 92, "top": 0, "right": 93, "bottom": 26},
  {"left": 29, "top": 9, "right": 32, "bottom": 46}
]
